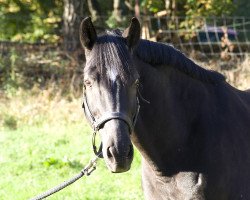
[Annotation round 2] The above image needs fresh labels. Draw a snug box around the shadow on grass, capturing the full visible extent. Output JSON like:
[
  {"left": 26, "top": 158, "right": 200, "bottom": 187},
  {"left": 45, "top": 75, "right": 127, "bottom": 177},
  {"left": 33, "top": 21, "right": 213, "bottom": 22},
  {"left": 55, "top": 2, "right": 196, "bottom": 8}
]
[{"left": 68, "top": 160, "right": 84, "bottom": 170}]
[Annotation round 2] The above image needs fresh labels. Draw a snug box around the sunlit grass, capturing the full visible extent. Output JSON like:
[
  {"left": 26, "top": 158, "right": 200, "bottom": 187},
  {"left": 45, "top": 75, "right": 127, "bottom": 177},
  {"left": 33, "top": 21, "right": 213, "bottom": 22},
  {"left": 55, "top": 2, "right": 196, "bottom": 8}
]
[{"left": 0, "top": 88, "right": 143, "bottom": 200}]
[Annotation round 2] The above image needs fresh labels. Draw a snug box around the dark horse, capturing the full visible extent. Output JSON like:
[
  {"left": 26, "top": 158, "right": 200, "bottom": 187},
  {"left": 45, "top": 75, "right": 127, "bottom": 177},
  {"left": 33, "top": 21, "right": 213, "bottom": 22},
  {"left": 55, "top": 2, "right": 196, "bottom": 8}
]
[{"left": 80, "top": 17, "right": 250, "bottom": 200}]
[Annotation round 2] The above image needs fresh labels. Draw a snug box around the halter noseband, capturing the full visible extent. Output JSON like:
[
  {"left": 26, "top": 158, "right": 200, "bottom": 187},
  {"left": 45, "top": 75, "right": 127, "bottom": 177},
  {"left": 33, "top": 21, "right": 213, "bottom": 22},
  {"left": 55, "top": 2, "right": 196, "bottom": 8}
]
[{"left": 82, "top": 91, "right": 140, "bottom": 158}]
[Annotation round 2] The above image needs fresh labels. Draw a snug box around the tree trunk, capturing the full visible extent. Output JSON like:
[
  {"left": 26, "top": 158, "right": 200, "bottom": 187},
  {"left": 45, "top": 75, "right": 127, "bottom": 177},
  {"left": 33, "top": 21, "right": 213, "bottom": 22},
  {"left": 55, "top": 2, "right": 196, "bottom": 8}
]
[
  {"left": 165, "top": 0, "right": 171, "bottom": 14},
  {"left": 87, "top": 0, "right": 104, "bottom": 30},
  {"left": 63, "top": 0, "right": 87, "bottom": 52},
  {"left": 171, "top": 0, "right": 176, "bottom": 17},
  {"left": 165, "top": 0, "right": 176, "bottom": 16},
  {"left": 113, "top": 0, "right": 123, "bottom": 22},
  {"left": 87, "top": 0, "right": 101, "bottom": 22},
  {"left": 134, "top": 0, "right": 140, "bottom": 19}
]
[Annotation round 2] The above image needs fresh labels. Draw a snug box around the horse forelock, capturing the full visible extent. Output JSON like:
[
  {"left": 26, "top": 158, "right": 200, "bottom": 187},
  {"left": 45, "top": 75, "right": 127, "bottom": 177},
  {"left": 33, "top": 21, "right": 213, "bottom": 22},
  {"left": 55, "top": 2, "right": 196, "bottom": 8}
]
[
  {"left": 135, "top": 39, "right": 225, "bottom": 84},
  {"left": 86, "top": 32, "right": 137, "bottom": 85}
]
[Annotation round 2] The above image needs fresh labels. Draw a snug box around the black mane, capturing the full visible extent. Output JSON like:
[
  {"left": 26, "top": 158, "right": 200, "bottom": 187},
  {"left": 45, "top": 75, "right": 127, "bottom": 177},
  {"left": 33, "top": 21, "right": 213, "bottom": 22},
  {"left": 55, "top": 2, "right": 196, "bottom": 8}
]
[
  {"left": 135, "top": 39, "right": 225, "bottom": 83},
  {"left": 89, "top": 30, "right": 225, "bottom": 84}
]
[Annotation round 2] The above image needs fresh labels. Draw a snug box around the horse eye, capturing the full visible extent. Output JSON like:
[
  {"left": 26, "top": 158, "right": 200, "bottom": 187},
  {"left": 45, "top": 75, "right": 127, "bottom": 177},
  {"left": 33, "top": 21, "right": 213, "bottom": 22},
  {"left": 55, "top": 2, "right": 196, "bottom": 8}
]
[{"left": 84, "top": 80, "right": 92, "bottom": 87}]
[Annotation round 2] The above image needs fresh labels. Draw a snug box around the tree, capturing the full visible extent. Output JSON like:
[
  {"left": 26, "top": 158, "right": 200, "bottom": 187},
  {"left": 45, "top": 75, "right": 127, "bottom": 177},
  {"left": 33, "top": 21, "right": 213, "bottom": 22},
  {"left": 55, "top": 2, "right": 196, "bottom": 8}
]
[
  {"left": 87, "top": 0, "right": 102, "bottom": 24},
  {"left": 63, "top": 0, "right": 88, "bottom": 51},
  {"left": 184, "top": 0, "right": 235, "bottom": 18},
  {"left": 113, "top": 0, "right": 123, "bottom": 22},
  {"left": 0, "top": 0, "right": 239, "bottom": 46},
  {"left": 0, "top": 0, "right": 63, "bottom": 42},
  {"left": 233, "top": 0, "right": 250, "bottom": 17}
]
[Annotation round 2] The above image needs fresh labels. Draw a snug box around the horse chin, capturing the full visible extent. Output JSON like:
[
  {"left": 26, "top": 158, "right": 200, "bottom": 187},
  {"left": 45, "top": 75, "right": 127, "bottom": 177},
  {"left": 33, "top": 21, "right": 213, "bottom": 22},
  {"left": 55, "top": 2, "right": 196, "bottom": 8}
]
[{"left": 105, "top": 158, "right": 133, "bottom": 173}]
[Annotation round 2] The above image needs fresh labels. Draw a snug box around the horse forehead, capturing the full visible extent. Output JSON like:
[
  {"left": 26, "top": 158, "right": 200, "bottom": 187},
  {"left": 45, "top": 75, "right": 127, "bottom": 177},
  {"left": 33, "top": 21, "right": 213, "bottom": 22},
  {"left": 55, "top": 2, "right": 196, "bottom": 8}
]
[
  {"left": 108, "top": 67, "right": 119, "bottom": 83},
  {"left": 86, "top": 44, "right": 124, "bottom": 63},
  {"left": 84, "top": 63, "right": 127, "bottom": 87}
]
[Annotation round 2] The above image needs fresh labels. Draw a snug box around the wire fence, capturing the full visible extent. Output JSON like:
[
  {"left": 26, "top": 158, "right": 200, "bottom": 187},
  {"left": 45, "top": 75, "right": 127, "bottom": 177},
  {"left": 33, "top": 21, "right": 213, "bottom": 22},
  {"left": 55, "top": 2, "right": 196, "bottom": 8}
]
[
  {"left": 1, "top": 16, "right": 250, "bottom": 92},
  {"left": 142, "top": 16, "right": 250, "bottom": 58},
  {"left": 1, "top": 16, "right": 250, "bottom": 58}
]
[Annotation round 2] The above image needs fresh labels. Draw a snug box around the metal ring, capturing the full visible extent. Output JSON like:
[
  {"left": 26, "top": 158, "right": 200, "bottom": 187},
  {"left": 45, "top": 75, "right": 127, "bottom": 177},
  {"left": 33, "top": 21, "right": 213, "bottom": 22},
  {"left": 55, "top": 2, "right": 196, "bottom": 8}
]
[{"left": 92, "top": 131, "right": 103, "bottom": 158}]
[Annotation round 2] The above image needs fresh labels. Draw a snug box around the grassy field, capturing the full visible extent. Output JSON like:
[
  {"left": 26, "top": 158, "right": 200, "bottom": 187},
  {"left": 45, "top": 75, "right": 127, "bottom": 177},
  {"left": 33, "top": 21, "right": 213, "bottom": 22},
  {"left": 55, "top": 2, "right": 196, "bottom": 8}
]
[
  {"left": 0, "top": 88, "right": 143, "bottom": 200},
  {"left": 1, "top": 55, "right": 249, "bottom": 200}
]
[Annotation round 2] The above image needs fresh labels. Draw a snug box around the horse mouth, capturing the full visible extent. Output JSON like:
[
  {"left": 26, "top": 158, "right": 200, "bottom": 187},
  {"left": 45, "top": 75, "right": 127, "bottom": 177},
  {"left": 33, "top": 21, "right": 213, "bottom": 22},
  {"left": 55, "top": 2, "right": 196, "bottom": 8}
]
[
  {"left": 106, "top": 157, "right": 133, "bottom": 173},
  {"left": 105, "top": 146, "right": 134, "bottom": 173}
]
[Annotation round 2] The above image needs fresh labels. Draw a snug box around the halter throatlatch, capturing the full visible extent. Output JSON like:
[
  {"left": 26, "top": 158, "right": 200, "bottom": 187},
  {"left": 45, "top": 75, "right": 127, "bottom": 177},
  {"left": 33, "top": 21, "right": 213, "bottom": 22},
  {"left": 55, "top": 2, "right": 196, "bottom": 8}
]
[{"left": 82, "top": 92, "right": 140, "bottom": 158}]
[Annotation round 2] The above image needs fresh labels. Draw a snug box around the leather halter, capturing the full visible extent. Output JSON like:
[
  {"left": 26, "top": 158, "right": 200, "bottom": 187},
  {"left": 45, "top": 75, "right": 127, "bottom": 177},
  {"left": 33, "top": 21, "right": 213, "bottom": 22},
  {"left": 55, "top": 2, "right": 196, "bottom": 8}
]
[{"left": 82, "top": 91, "right": 140, "bottom": 158}]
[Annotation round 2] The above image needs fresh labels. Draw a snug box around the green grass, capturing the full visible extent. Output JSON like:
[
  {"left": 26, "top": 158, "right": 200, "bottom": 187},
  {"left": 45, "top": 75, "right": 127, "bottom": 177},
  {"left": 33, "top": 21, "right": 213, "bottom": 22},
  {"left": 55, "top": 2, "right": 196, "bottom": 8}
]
[{"left": 0, "top": 90, "right": 143, "bottom": 200}]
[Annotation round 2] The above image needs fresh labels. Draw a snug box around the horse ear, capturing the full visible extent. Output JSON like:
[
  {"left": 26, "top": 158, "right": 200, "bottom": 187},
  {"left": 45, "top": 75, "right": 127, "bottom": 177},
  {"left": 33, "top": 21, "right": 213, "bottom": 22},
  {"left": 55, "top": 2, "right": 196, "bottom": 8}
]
[
  {"left": 122, "top": 17, "right": 141, "bottom": 49},
  {"left": 79, "top": 17, "right": 97, "bottom": 50}
]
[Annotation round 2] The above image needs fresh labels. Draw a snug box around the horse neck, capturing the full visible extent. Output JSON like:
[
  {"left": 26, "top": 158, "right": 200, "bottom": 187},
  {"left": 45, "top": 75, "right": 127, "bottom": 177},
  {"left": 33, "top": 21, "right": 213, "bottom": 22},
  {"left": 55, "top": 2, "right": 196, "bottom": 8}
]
[{"left": 133, "top": 57, "right": 211, "bottom": 174}]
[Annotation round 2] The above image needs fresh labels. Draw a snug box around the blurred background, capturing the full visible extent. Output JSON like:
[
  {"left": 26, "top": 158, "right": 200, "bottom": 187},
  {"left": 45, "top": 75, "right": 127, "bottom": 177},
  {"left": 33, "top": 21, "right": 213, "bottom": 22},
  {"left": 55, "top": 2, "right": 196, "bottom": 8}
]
[{"left": 0, "top": 0, "right": 250, "bottom": 199}]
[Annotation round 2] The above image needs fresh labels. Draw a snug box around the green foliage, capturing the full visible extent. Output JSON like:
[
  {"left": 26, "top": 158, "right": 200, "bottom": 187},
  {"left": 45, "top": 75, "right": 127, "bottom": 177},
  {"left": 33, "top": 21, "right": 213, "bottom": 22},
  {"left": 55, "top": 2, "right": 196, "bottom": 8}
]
[
  {"left": 0, "top": 0, "right": 242, "bottom": 44},
  {"left": 96, "top": 0, "right": 113, "bottom": 16},
  {"left": 3, "top": 115, "right": 17, "bottom": 130},
  {"left": 140, "top": 0, "right": 236, "bottom": 18},
  {"left": 106, "top": 13, "right": 130, "bottom": 29},
  {"left": 0, "top": 0, "right": 63, "bottom": 43},
  {"left": 233, "top": 0, "right": 250, "bottom": 17},
  {"left": 141, "top": 0, "right": 165, "bottom": 14},
  {"left": 179, "top": 0, "right": 235, "bottom": 40},
  {"left": 185, "top": 0, "right": 235, "bottom": 18}
]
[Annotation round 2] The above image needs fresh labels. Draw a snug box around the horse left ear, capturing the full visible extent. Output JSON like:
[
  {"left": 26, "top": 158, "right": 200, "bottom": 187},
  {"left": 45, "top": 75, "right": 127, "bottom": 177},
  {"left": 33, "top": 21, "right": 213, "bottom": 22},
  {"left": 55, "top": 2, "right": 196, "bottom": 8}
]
[
  {"left": 122, "top": 17, "right": 141, "bottom": 49},
  {"left": 79, "top": 17, "right": 97, "bottom": 50}
]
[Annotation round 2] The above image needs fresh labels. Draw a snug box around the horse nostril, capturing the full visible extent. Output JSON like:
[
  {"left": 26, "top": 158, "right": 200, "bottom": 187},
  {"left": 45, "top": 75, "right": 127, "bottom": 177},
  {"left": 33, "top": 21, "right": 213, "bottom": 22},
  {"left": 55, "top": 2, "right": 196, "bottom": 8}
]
[
  {"left": 107, "top": 147, "right": 113, "bottom": 158},
  {"left": 107, "top": 145, "right": 133, "bottom": 159}
]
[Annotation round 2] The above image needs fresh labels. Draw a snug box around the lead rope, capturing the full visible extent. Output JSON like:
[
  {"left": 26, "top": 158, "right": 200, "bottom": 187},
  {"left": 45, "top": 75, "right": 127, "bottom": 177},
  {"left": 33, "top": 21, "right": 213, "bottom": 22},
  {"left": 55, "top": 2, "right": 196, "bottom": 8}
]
[{"left": 29, "top": 153, "right": 101, "bottom": 200}]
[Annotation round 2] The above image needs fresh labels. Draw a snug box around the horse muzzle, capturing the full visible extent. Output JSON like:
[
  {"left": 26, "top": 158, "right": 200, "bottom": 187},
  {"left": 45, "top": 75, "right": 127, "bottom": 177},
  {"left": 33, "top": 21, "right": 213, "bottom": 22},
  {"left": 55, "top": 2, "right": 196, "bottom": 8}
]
[
  {"left": 100, "top": 120, "right": 134, "bottom": 173},
  {"left": 105, "top": 144, "right": 134, "bottom": 173}
]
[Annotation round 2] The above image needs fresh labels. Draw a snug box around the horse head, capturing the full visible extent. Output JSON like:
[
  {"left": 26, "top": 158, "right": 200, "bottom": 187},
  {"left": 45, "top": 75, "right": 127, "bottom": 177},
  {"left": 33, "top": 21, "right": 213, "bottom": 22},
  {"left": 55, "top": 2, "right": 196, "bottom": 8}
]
[{"left": 80, "top": 17, "right": 141, "bottom": 173}]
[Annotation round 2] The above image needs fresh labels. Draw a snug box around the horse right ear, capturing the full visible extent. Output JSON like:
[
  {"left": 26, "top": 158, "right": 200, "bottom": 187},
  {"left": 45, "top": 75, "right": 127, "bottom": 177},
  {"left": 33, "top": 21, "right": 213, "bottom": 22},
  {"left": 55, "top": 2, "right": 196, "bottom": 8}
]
[
  {"left": 79, "top": 17, "right": 97, "bottom": 50},
  {"left": 122, "top": 17, "right": 141, "bottom": 49}
]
